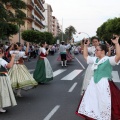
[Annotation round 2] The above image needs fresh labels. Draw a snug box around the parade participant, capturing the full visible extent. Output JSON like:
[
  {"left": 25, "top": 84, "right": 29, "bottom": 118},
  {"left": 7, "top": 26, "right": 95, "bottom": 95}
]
[
  {"left": 0, "top": 48, "right": 17, "bottom": 113},
  {"left": 81, "top": 37, "right": 100, "bottom": 95},
  {"left": 33, "top": 41, "right": 53, "bottom": 83},
  {"left": 76, "top": 35, "right": 120, "bottom": 120},
  {"left": 59, "top": 41, "right": 67, "bottom": 66},
  {"left": 81, "top": 37, "right": 111, "bottom": 95},
  {"left": 8, "top": 43, "right": 38, "bottom": 97}
]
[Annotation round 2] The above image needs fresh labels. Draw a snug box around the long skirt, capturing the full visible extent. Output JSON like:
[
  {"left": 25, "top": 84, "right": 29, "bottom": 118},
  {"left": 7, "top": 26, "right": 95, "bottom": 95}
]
[
  {"left": 57, "top": 53, "right": 73, "bottom": 61},
  {"left": 8, "top": 64, "right": 38, "bottom": 89},
  {"left": 0, "top": 75, "right": 17, "bottom": 108},
  {"left": 33, "top": 58, "right": 53, "bottom": 83},
  {"left": 81, "top": 64, "right": 93, "bottom": 95},
  {"left": 76, "top": 78, "right": 120, "bottom": 120}
]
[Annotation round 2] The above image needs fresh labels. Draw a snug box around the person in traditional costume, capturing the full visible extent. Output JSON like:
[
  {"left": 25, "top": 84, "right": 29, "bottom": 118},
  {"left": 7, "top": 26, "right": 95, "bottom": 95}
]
[
  {"left": 81, "top": 37, "right": 100, "bottom": 95},
  {"left": 8, "top": 43, "right": 38, "bottom": 97},
  {"left": 76, "top": 35, "right": 120, "bottom": 120},
  {"left": 33, "top": 41, "right": 53, "bottom": 83},
  {"left": 81, "top": 37, "right": 111, "bottom": 95},
  {"left": 0, "top": 48, "right": 17, "bottom": 113}
]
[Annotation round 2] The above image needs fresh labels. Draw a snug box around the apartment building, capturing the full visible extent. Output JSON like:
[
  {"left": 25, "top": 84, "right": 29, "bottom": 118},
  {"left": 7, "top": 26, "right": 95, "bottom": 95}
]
[
  {"left": 41, "top": 3, "right": 53, "bottom": 33},
  {"left": 6, "top": 0, "right": 45, "bottom": 43},
  {"left": 52, "top": 16, "right": 62, "bottom": 37}
]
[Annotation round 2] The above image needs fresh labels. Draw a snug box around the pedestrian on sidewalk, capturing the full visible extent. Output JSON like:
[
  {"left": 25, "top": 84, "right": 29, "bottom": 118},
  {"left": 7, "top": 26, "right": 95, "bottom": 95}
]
[
  {"left": 33, "top": 41, "right": 53, "bottom": 84},
  {"left": 76, "top": 35, "right": 120, "bottom": 120},
  {"left": 0, "top": 48, "right": 17, "bottom": 113}
]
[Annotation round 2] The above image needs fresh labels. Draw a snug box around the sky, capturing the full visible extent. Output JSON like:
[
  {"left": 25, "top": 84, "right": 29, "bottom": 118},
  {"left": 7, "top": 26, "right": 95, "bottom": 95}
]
[{"left": 45, "top": 0, "right": 120, "bottom": 41}]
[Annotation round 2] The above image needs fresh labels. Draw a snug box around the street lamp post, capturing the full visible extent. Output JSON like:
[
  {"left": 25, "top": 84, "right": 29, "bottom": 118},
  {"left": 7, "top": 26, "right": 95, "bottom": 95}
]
[{"left": 78, "top": 32, "right": 90, "bottom": 38}]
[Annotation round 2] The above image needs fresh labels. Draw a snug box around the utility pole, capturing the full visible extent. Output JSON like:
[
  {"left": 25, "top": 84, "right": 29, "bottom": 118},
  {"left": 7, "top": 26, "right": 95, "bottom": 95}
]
[{"left": 62, "top": 18, "right": 63, "bottom": 41}]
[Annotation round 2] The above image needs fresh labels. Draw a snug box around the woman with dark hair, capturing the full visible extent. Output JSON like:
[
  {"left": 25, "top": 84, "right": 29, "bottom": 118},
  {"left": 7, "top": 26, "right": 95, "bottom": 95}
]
[
  {"left": 33, "top": 41, "right": 53, "bottom": 83},
  {"left": 8, "top": 43, "right": 38, "bottom": 97},
  {"left": 76, "top": 36, "right": 120, "bottom": 119},
  {"left": 0, "top": 48, "right": 17, "bottom": 113},
  {"left": 81, "top": 37, "right": 111, "bottom": 95}
]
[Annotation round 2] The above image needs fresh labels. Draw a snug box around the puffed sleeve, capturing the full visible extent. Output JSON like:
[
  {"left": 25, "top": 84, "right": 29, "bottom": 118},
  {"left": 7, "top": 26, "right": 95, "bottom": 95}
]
[
  {"left": 1, "top": 59, "right": 8, "bottom": 68},
  {"left": 41, "top": 48, "right": 46, "bottom": 55},
  {"left": 87, "top": 56, "right": 96, "bottom": 64},
  {"left": 109, "top": 56, "right": 120, "bottom": 66},
  {"left": 19, "top": 51, "right": 25, "bottom": 57}
]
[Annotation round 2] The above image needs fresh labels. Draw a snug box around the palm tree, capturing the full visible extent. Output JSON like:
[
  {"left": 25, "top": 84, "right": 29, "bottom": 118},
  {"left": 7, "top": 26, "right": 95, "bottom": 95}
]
[{"left": 65, "top": 26, "right": 76, "bottom": 42}]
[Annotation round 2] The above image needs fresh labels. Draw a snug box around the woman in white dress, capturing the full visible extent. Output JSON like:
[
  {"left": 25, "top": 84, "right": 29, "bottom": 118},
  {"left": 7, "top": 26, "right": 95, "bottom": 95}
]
[
  {"left": 81, "top": 37, "right": 100, "bottom": 95},
  {"left": 8, "top": 43, "right": 38, "bottom": 97},
  {"left": 76, "top": 35, "right": 120, "bottom": 120},
  {"left": 0, "top": 48, "right": 17, "bottom": 113}
]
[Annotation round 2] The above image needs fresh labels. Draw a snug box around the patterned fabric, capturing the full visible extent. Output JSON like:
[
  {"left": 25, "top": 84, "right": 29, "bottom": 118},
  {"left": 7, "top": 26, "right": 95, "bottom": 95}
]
[
  {"left": 0, "top": 75, "right": 17, "bottom": 108},
  {"left": 8, "top": 64, "right": 38, "bottom": 89},
  {"left": 77, "top": 77, "right": 111, "bottom": 120},
  {"left": 0, "top": 58, "right": 17, "bottom": 108}
]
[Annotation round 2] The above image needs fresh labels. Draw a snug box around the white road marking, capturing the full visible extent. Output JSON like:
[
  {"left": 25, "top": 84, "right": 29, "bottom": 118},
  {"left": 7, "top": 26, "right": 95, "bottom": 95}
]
[
  {"left": 61, "top": 70, "right": 82, "bottom": 80},
  {"left": 68, "top": 82, "right": 78, "bottom": 92},
  {"left": 112, "top": 71, "right": 120, "bottom": 82},
  {"left": 75, "top": 57, "right": 85, "bottom": 69},
  {"left": 29, "top": 69, "right": 35, "bottom": 72},
  {"left": 53, "top": 69, "right": 66, "bottom": 77},
  {"left": 43, "top": 105, "right": 60, "bottom": 120}
]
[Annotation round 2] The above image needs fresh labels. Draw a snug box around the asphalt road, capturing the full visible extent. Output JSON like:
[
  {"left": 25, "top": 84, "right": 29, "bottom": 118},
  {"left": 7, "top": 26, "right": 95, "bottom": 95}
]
[{"left": 1, "top": 52, "right": 120, "bottom": 120}]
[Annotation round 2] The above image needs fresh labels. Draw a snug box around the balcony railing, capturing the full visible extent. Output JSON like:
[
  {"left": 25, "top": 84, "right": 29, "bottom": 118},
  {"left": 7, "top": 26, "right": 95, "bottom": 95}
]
[
  {"left": 35, "top": 17, "right": 45, "bottom": 28},
  {"left": 26, "top": 14, "right": 34, "bottom": 22},
  {"left": 35, "top": 6, "right": 45, "bottom": 20},
  {"left": 38, "top": 0, "right": 44, "bottom": 10},
  {"left": 34, "top": 0, "right": 45, "bottom": 11},
  {"left": 27, "top": 0, "right": 34, "bottom": 9}
]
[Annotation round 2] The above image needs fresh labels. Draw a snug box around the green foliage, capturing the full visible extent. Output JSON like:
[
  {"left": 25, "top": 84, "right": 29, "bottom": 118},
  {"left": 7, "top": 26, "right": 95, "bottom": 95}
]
[
  {"left": 22, "top": 30, "right": 53, "bottom": 44},
  {"left": 0, "top": 0, "right": 26, "bottom": 38},
  {"left": 65, "top": 26, "right": 76, "bottom": 40},
  {"left": 44, "top": 32, "right": 53, "bottom": 44},
  {"left": 22, "top": 30, "right": 40, "bottom": 43},
  {"left": 5, "top": 23, "right": 18, "bottom": 37},
  {"left": 96, "top": 17, "right": 120, "bottom": 43}
]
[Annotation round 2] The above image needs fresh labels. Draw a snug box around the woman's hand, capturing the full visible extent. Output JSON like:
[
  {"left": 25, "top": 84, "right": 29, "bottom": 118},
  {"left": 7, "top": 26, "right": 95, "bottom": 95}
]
[
  {"left": 84, "top": 38, "right": 90, "bottom": 46},
  {"left": 111, "top": 35, "right": 119, "bottom": 44}
]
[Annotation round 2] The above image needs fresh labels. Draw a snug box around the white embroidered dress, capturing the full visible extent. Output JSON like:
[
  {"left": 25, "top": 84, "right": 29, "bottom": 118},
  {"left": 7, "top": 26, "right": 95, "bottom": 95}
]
[{"left": 78, "top": 56, "right": 118, "bottom": 120}]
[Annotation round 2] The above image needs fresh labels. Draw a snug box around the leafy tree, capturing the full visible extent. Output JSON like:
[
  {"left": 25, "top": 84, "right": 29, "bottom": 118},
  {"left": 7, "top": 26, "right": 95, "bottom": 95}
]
[
  {"left": 44, "top": 32, "right": 54, "bottom": 44},
  {"left": 65, "top": 26, "right": 76, "bottom": 41},
  {"left": 5, "top": 23, "right": 18, "bottom": 40},
  {"left": 54, "top": 32, "right": 68, "bottom": 43},
  {"left": 96, "top": 17, "right": 120, "bottom": 43},
  {"left": 0, "top": 0, "right": 26, "bottom": 38},
  {"left": 22, "top": 30, "right": 40, "bottom": 43}
]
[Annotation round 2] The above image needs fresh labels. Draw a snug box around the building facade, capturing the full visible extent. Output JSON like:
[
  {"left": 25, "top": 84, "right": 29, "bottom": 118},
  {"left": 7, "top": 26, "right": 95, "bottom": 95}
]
[{"left": 7, "top": 0, "right": 45, "bottom": 43}]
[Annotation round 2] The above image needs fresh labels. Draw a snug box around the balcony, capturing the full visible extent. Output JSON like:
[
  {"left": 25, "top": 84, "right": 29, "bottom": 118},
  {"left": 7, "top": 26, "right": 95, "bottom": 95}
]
[
  {"left": 35, "top": 17, "right": 45, "bottom": 28},
  {"left": 26, "top": 14, "right": 34, "bottom": 22},
  {"left": 34, "top": 0, "right": 45, "bottom": 11},
  {"left": 27, "top": 0, "right": 34, "bottom": 10},
  {"left": 35, "top": 6, "right": 45, "bottom": 20}
]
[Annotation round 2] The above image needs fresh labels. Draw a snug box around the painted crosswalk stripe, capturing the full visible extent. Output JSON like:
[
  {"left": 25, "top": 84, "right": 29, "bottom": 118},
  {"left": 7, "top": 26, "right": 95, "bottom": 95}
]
[
  {"left": 29, "top": 69, "right": 35, "bottom": 72},
  {"left": 53, "top": 69, "right": 66, "bottom": 77},
  {"left": 61, "top": 70, "right": 82, "bottom": 80},
  {"left": 112, "top": 71, "right": 120, "bottom": 82},
  {"left": 43, "top": 105, "right": 60, "bottom": 120},
  {"left": 68, "top": 82, "right": 78, "bottom": 92}
]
